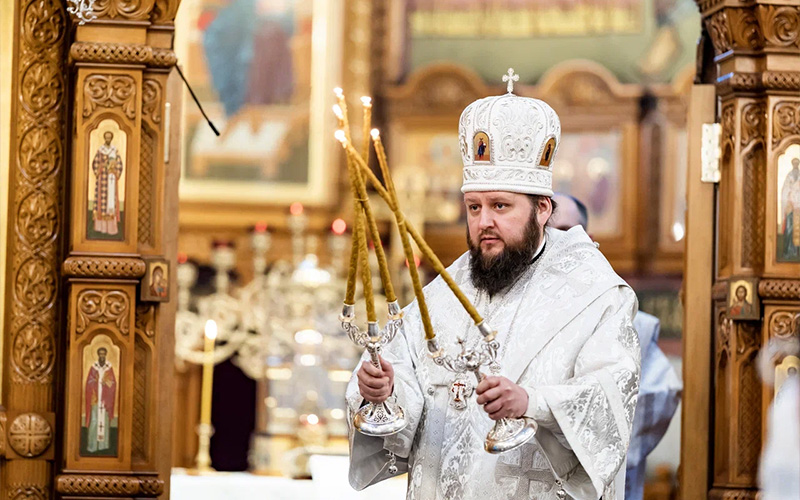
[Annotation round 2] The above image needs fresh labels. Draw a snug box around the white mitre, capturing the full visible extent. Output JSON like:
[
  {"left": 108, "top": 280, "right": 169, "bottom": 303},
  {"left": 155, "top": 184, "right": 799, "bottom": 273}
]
[{"left": 459, "top": 68, "right": 561, "bottom": 197}]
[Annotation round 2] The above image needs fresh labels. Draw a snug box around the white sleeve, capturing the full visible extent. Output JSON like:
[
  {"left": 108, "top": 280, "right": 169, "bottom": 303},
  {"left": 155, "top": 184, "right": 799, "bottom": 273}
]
[{"left": 345, "top": 306, "right": 426, "bottom": 491}]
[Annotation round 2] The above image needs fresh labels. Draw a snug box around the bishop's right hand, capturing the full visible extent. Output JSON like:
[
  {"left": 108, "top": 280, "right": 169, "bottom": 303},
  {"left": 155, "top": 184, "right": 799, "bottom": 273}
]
[{"left": 357, "top": 356, "right": 394, "bottom": 404}]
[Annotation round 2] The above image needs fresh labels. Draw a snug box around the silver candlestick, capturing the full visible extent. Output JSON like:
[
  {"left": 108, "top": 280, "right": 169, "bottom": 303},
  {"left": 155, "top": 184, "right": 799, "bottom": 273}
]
[
  {"left": 427, "top": 322, "right": 537, "bottom": 454},
  {"left": 341, "top": 301, "right": 408, "bottom": 436}
]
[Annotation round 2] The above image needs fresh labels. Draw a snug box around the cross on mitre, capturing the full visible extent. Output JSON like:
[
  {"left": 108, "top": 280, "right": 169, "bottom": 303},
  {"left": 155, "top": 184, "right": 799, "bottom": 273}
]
[{"left": 502, "top": 68, "right": 519, "bottom": 93}]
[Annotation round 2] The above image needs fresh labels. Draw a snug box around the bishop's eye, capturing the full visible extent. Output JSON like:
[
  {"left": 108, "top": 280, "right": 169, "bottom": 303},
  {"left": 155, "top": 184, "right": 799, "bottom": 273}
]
[
  {"left": 495, "top": 203, "right": 507, "bottom": 210},
  {"left": 468, "top": 204, "right": 480, "bottom": 212}
]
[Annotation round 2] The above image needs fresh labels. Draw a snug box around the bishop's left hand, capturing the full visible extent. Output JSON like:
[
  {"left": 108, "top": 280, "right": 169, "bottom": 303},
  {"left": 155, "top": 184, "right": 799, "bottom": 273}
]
[{"left": 475, "top": 376, "right": 528, "bottom": 420}]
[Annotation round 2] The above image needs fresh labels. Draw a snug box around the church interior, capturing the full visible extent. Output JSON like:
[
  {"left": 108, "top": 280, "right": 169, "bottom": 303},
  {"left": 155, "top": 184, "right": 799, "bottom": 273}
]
[{"left": 1, "top": 0, "right": 799, "bottom": 498}]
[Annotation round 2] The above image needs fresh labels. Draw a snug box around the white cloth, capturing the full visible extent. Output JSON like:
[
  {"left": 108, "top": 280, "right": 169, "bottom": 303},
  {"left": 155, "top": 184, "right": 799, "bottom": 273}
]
[
  {"left": 346, "top": 226, "right": 640, "bottom": 500},
  {"left": 759, "top": 376, "right": 800, "bottom": 500},
  {"left": 624, "top": 312, "right": 681, "bottom": 500}
]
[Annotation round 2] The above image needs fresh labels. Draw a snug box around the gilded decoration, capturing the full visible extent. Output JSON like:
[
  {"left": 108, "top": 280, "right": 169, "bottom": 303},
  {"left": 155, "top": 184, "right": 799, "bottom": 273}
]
[
  {"left": 63, "top": 256, "right": 146, "bottom": 278},
  {"left": 76, "top": 289, "right": 131, "bottom": 335},
  {"left": 55, "top": 475, "right": 163, "bottom": 496},
  {"left": 8, "top": 413, "right": 53, "bottom": 458},
  {"left": 82, "top": 74, "right": 137, "bottom": 120}
]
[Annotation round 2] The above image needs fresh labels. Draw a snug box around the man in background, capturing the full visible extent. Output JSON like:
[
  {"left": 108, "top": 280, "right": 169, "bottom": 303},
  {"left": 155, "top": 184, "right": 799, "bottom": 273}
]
[{"left": 551, "top": 193, "right": 682, "bottom": 500}]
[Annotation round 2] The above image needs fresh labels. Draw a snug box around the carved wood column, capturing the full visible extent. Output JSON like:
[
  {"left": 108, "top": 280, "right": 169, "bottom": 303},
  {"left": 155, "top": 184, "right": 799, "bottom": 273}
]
[
  {"left": 696, "top": 0, "right": 800, "bottom": 498},
  {"left": 1, "top": 0, "right": 68, "bottom": 497},
  {"left": 53, "top": 1, "right": 179, "bottom": 498}
]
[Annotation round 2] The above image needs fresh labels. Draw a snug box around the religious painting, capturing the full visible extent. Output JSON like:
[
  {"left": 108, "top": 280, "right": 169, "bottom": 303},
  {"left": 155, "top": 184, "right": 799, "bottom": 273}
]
[
  {"left": 87, "top": 119, "right": 126, "bottom": 241},
  {"left": 141, "top": 258, "right": 169, "bottom": 302},
  {"left": 551, "top": 131, "right": 622, "bottom": 237},
  {"left": 473, "top": 132, "right": 490, "bottom": 163},
  {"left": 777, "top": 144, "right": 800, "bottom": 263},
  {"left": 175, "top": 0, "right": 343, "bottom": 206},
  {"left": 728, "top": 278, "right": 760, "bottom": 321},
  {"left": 80, "top": 334, "right": 121, "bottom": 457},
  {"left": 385, "top": 0, "right": 699, "bottom": 85}
]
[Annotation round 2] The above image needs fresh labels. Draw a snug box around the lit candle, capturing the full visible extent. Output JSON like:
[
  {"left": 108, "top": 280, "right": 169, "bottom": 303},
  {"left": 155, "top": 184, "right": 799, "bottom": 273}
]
[
  {"left": 361, "top": 96, "right": 372, "bottom": 162},
  {"left": 194, "top": 319, "right": 218, "bottom": 472},
  {"left": 200, "top": 319, "right": 217, "bottom": 427}
]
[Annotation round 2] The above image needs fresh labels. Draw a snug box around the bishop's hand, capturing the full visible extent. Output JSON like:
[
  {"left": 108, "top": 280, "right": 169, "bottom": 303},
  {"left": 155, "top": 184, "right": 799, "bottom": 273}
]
[
  {"left": 357, "top": 356, "right": 394, "bottom": 404},
  {"left": 476, "top": 375, "right": 529, "bottom": 420}
]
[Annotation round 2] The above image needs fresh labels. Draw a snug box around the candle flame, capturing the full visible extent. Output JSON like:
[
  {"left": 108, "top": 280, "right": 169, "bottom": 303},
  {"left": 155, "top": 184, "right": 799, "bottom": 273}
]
[
  {"left": 177, "top": 252, "right": 188, "bottom": 264},
  {"left": 370, "top": 128, "right": 380, "bottom": 139},
  {"left": 290, "top": 202, "right": 304, "bottom": 215},
  {"left": 306, "top": 413, "right": 320, "bottom": 425},
  {"left": 332, "top": 104, "right": 343, "bottom": 119},
  {"left": 205, "top": 320, "right": 218, "bottom": 340},
  {"left": 333, "top": 87, "right": 343, "bottom": 98},
  {"left": 331, "top": 218, "right": 347, "bottom": 235},
  {"left": 360, "top": 96, "right": 372, "bottom": 106},
  {"left": 334, "top": 129, "right": 347, "bottom": 144},
  {"left": 254, "top": 221, "right": 268, "bottom": 233}
]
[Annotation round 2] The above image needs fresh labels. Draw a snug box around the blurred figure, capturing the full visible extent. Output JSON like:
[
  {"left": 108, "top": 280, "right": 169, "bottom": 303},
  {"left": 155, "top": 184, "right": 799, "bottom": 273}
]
[
  {"left": 551, "top": 193, "right": 682, "bottom": 500},
  {"left": 758, "top": 337, "right": 800, "bottom": 500}
]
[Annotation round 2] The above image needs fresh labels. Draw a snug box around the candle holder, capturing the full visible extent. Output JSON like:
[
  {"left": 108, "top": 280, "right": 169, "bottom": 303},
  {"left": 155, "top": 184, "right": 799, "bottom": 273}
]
[
  {"left": 341, "top": 301, "right": 408, "bottom": 436},
  {"left": 427, "top": 322, "right": 537, "bottom": 454}
]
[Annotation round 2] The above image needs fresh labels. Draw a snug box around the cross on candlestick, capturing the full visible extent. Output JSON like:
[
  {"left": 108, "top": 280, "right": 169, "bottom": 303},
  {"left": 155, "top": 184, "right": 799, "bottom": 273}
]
[{"left": 502, "top": 68, "right": 519, "bottom": 93}]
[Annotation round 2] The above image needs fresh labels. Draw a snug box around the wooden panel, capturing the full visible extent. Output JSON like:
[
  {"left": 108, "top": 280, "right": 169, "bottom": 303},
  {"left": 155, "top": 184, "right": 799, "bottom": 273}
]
[{"left": 679, "top": 84, "right": 716, "bottom": 500}]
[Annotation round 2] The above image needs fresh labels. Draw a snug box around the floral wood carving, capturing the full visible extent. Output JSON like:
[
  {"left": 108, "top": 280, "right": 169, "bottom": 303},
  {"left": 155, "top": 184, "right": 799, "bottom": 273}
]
[
  {"left": 83, "top": 74, "right": 137, "bottom": 120},
  {"left": 62, "top": 256, "right": 146, "bottom": 278},
  {"left": 8, "top": 413, "right": 53, "bottom": 457},
  {"left": 768, "top": 311, "right": 800, "bottom": 339},
  {"left": 773, "top": 101, "right": 800, "bottom": 147},
  {"left": 706, "top": 10, "right": 732, "bottom": 55},
  {"left": 740, "top": 102, "right": 765, "bottom": 148},
  {"left": 717, "top": 311, "right": 732, "bottom": 359},
  {"left": 152, "top": 0, "right": 180, "bottom": 25},
  {"left": 708, "top": 489, "right": 759, "bottom": 500},
  {"left": 89, "top": 0, "right": 156, "bottom": 21},
  {"left": 76, "top": 290, "right": 131, "bottom": 335},
  {"left": 737, "top": 352, "right": 761, "bottom": 477},
  {"left": 736, "top": 323, "right": 759, "bottom": 356},
  {"left": 142, "top": 78, "right": 162, "bottom": 123},
  {"left": 135, "top": 304, "right": 156, "bottom": 338},
  {"left": 759, "top": 279, "right": 800, "bottom": 299},
  {"left": 757, "top": 5, "right": 800, "bottom": 49},
  {"left": 55, "top": 475, "right": 164, "bottom": 496},
  {"left": 12, "top": 322, "right": 56, "bottom": 383},
  {"left": 720, "top": 102, "right": 735, "bottom": 149},
  {"left": 8, "top": 485, "right": 48, "bottom": 500},
  {"left": 728, "top": 8, "right": 763, "bottom": 51}
]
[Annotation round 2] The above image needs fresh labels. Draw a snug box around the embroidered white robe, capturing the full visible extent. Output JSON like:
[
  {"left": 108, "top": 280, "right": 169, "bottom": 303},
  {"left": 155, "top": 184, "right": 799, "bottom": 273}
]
[{"left": 346, "top": 226, "right": 641, "bottom": 500}]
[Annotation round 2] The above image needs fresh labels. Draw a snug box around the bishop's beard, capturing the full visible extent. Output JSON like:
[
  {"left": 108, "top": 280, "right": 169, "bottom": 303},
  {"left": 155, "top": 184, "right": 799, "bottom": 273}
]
[{"left": 468, "top": 215, "right": 542, "bottom": 297}]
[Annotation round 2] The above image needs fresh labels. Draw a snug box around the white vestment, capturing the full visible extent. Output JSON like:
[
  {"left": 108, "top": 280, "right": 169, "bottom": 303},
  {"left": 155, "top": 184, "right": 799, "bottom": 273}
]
[{"left": 346, "top": 226, "right": 641, "bottom": 500}]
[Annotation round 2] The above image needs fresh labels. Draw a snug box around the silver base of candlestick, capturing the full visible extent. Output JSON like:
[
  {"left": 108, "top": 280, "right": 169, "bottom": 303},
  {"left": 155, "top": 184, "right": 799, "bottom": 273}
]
[
  {"left": 341, "top": 302, "right": 408, "bottom": 437},
  {"left": 485, "top": 417, "right": 538, "bottom": 454},
  {"left": 428, "top": 330, "right": 537, "bottom": 454},
  {"left": 353, "top": 399, "right": 407, "bottom": 436}
]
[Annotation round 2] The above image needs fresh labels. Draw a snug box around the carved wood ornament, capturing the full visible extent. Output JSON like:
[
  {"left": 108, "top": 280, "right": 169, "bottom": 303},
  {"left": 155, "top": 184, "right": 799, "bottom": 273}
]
[{"left": 696, "top": 0, "right": 800, "bottom": 497}]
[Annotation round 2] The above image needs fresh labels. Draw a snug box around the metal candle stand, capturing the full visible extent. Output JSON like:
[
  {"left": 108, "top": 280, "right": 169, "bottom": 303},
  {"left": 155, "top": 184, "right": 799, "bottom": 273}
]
[
  {"left": 341, "top": 301, "right": 408, "bottom": 437},
  {"left": 427, "top": 322, "right": 537, "bottom": 454}
]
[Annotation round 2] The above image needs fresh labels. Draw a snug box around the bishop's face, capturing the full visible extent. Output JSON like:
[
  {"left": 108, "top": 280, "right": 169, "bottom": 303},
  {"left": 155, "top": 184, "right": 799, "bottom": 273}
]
[{"left": 465, "top": 191, "right": 545, "bottom": 258}]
